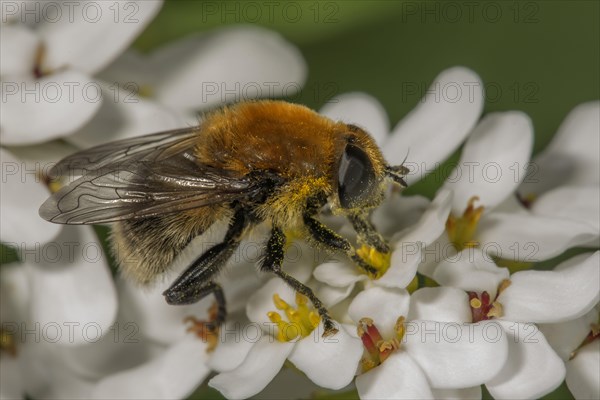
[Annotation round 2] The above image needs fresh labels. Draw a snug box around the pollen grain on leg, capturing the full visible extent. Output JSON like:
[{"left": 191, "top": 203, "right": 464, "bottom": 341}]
[{"left": 356, "top": 244, "right": 391, "bottom": 279}]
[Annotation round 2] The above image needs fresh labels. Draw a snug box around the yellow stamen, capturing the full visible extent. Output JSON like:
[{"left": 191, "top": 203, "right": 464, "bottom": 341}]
[
  {"left": 497, "top": 279, "right": 512, "bottom": 295},
  {"left": 395, "top": 316, "right": 406, "bottom": 341},
  {"left": 446, "top": 196, "right": 484, "bottom": 251},
  {"left": 487, "top": 301, "right": 504, "bottom": 319},
  {"left": 470, "top": 298, "right": 483, "bottom": 309},
  {"left": 268, "top": 293, "right": 321, "bottom": 342}
]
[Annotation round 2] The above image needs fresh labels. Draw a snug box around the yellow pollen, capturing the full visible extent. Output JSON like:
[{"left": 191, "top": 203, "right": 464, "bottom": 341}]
[
  {"left": 487, "top": 301, "right": 504, "bottom": 319},
  {"left": 395, "top": 316, "right": 406, "bottom": 341},
  {"left": 446, "top": 196, "right": 484, "bottom": 251},
  {"left": 356, "top": 245, "right": 392, "bottom": 279},
  {"left": 268, "top": 293, "right": 320, "bottom": 342},
  {"left": 497, "top": 279, "right": 512, "bottom": 295},
  {"left": 470, "top": 298, "right": 483, "bottom": 309}
]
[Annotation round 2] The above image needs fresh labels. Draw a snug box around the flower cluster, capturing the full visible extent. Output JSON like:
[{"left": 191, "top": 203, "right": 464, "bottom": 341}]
[{"left": 1, "top": 3, "right": 599, "bottom": 399}]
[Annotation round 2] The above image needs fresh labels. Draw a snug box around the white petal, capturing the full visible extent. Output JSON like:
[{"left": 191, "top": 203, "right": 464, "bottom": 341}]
[
  {"left": 206, "top": 320, "right": 256, "bottom": 373},
  {"left": 377, "top": 190, "right": 452, "bottom": 288},
  {"left": 417, "top": 233, "right": 456, "bottom": 278},
  {"left": 289, "top": 322, "right": 362, "bottom": 389},
  {"left": 118, "top": 276, "right": 212, "bottom": 346},
  {"left": 477, "top": 212, "right": 598, "bottom": 261},
  {"left": 431, "top": 386, "right": 482, "bottom": 400},
  {"left": 96, "top": 49, "right": 158, "bottom": 90},
  {"left": 356, "top": 351, "right": 434, "bottom": 399},
  {"left": 0, "top": 24, "right": 39, "bottom": 76},
  {"left": 91, "top": 335, "right": 210, "bottom": 400},
  {"left": 371, "top": 194, "right": 431, "bottom": 238},
  {"left": 532, "top": 185, "right": 600, "bottom": 232},
  {"left": 152, "top": 26, "right": 306, "bottom": 111},
  {"left": 24, "top": 226, "right": 118, "bottom": 346},
  {"left": 405, "top": 320, "right": 509, "bottom": 388},
  {"left": 538, "top": 306, "right": 598, "bottom": 361},
  {"left": 1, "top": 70, "right": 102, "bottom": 144},
  {"left": 498, "top": 252, "right": 600, "bottom": 323},
  {"left": 67, "top": 81, "right": 187, "bottom": 148},
  {"left": 443, "top": 111, "right": 533, "bottom": 213},
  {"left": 0, "top": 148, "right": 62, "bottom": 246},
  {"left": 319, "top": 92, "right": 389, "bottom": 146},
  {"left": 313, "top": 260, "right": 365, "bottom": 288},
  {"left": 385, "top": 67, "right": 484, "bottom": 184},
  {"left": 408, "top": 287, "right": 471, "bottom": 323},
  {"left": 486, "top": 321, "right": 565, "bottom": 399},
  {"left": 566, "top": 340, "right": 600, "bottom": 400},
  {"left": 0, "top": 355, "right": 24, "bottom": 400},
  {"left": 520, "top": 101, "right": 600, "bottom": 194},
  {"left": 348, "top": 286, "right": 410, "bottom": 338},
  {"left": 315, "top": 280, "right": 355, "bottom": 308},
  {"left": 22, "top": 341, "right": 95, "bottom": 399},
  {"left": 432, "top": 249, "right": 510, "bottom": 299},
  {"left": 37, "top": 0, "right": 163, "bottom": 75},
  {"left": 394, "top": 189, "right": 453, "bottom": 246},
  {"left": 58, "top": 318, "right": 159, "bottom": 381},
  {"left": 6, "top": 139, "right": 78, "bottom": 165},
  {"left": 209, "top": 337, "right": 294, "bottom": 400},
  {"left": 245, "top": 278, "right": 298, "bottom": 328}
]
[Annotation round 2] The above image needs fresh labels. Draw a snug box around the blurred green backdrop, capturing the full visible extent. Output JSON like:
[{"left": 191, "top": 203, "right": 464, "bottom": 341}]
[{"left": 132, "top": 1, "right": 598, "bottom": 399}]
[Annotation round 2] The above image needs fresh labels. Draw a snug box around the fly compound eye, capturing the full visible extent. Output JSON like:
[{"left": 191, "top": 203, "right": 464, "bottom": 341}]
[{"left": 338, "top": 143, "right": 378, "bottom": 208}]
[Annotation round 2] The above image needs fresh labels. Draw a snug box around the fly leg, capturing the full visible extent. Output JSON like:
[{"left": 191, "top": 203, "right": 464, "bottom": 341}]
[
  {"left": 163, "top": 209, "right": 247, "bottom": 330},
  {"left": 260, "top": 226, "right": 339, "bottom": 337}
]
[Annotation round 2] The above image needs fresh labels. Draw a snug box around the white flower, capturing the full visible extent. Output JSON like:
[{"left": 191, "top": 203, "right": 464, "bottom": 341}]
[
  {"left": 69, "top": 25, "right": 308, "bottom": 148},
  {"left": 0, "top": 0, "right": 163, "bottom": 145},
  {"left": 347, "top": 286, "right": 508, "bottom": 399},
  {"left": 539, "top": 266, "right": 600, "bottom": 400},
  {"left": 209, "top": 278, "right": 363, "bottom": 399},
  {"left": 520, "top": 101, "right": 600, "bottom": 247},
  {"left": 313, "top": 66, "right": 484, "bottom": 297},
  {"left": 419, "top": 106, "right": 598, "bottom": 281},
  {"left": 423, "top": 250, "right": 599, "bottom": 399}
]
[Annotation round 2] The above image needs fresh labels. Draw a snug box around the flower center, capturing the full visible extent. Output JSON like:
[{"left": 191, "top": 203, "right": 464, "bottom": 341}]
[
  {"left": 267, "top": 293, "right": 320, "bottom": 342},
  {"left": 357, "top": 316, "right": 405, "bottom": 372},
  {"left": 446, "top": 196, "right": 484, "bottom": 251},
  {"left": 467, "top": 279, "right": 511, "bottom": 322},
  {"left": 356, "top": 244, "right": 392, "bottom": 279}
]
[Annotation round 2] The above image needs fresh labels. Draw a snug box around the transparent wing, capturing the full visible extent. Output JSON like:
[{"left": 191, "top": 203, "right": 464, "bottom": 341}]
[
  {"left": 40, "top": 127, "right": 266, "bottom": 224},
  {"left": 39, "top": 156, "right": 256, "bottom": 224},
  {"left": 48, "top": 127, "right": 200, "bottom": 178}
]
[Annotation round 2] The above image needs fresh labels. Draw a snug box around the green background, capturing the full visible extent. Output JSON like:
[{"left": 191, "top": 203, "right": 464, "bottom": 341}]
[{"left": 133, "top": 1, "right": 599, "bottom": 399}]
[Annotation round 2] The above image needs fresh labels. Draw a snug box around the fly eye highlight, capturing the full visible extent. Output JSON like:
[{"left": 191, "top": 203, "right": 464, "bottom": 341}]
[{"left": 338, "top": 143, "right": 378, "bottom": 208}]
